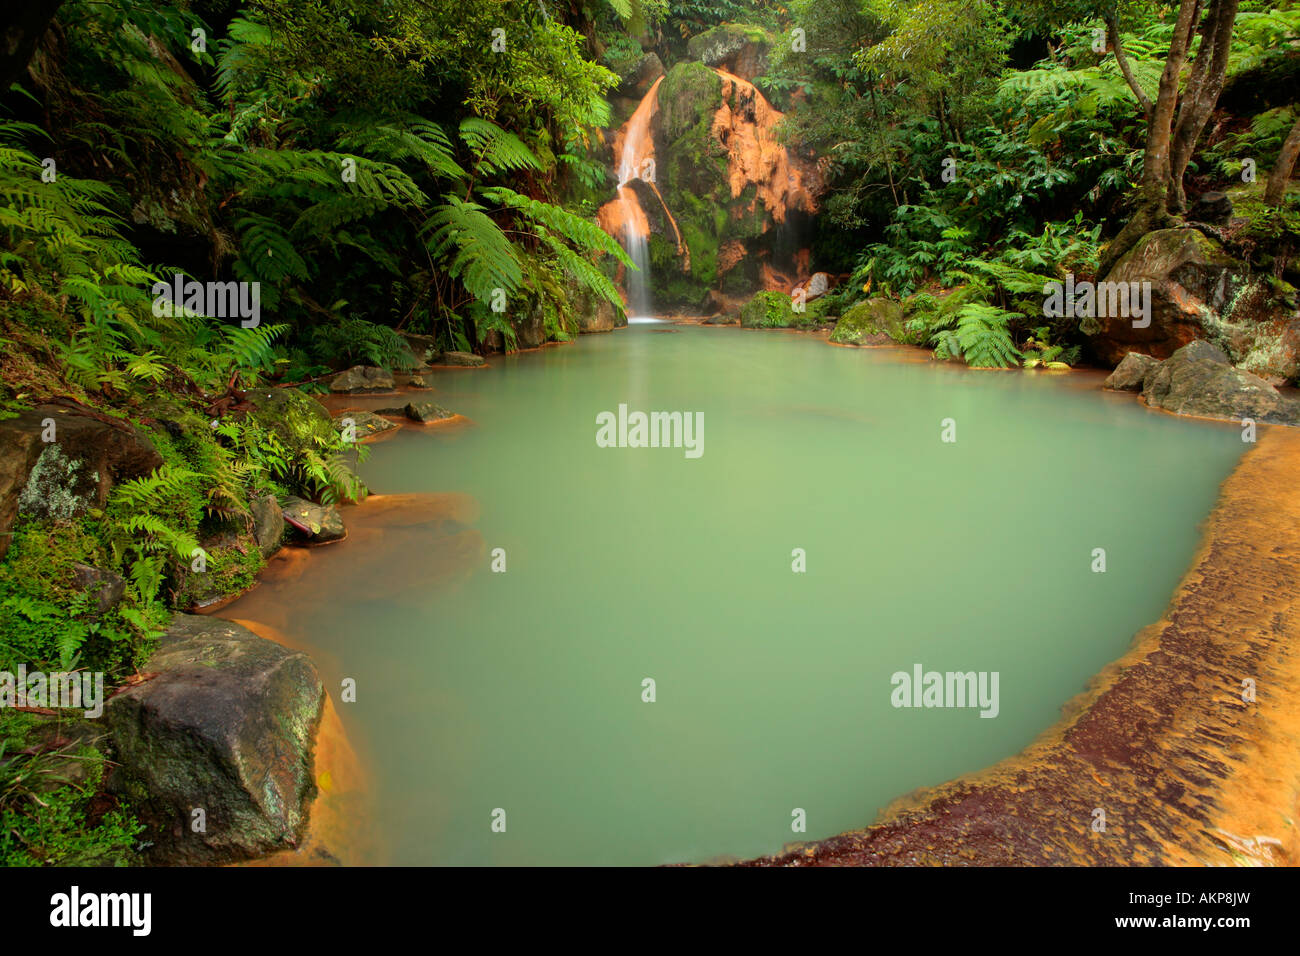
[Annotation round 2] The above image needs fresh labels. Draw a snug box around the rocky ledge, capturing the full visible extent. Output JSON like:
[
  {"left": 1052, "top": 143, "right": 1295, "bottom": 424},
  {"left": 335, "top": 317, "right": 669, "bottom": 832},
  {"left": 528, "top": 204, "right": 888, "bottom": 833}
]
[{"left": 1104, "top": 339, "right": 1299, "bottom": 425}]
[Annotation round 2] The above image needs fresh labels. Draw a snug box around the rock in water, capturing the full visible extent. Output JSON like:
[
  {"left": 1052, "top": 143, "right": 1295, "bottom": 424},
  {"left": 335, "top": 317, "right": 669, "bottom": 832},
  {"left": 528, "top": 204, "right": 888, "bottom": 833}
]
[
  {"left": 280, "top": 495, "right": 346, "bottom": 543},
  {"left": 404, "top": 402, "right": 455, "bottom": 424},
  {"left": 329, "top": 365, "right": 395, "bottom": 393},
  {"left": 1142, "top": 342, "right": 1299, "bottom": 424},
  {"left": 436, "top": 351, "right": 485, "bottom": 367},
  {"left": 107, "top": 614, "right": 323, "bottom": 864},
  {"left": 336, "top": 410, "right": 399, "bottom": 441},
  {"left": 1103, "top": 352, "right": 1161, "bottom": 391},
  {"left": 831, "top": 299, "right": 906, "bottom": 346}
]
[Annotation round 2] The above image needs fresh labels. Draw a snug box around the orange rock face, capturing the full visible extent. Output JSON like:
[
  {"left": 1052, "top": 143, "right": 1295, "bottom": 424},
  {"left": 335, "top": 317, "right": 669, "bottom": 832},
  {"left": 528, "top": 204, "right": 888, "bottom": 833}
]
[{"left": 712, "top": 69, "right": 820, "bottom": 227}]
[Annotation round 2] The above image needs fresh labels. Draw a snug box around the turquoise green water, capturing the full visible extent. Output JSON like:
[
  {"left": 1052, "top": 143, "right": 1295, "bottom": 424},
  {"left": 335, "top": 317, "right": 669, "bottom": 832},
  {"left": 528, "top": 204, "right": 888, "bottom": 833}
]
[{"left": 258, "top": 325, "right": 1248, "bottom": 865}]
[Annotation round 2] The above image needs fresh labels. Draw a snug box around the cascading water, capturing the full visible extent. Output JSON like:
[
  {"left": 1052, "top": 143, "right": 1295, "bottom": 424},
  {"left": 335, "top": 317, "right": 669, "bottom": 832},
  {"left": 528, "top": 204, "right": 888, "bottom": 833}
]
[
  {"left": 598, "top": 78, "right": 663, "bottom": 321},
  {"left": 616, "top": 88, "right": 654, "bottom": 317}
]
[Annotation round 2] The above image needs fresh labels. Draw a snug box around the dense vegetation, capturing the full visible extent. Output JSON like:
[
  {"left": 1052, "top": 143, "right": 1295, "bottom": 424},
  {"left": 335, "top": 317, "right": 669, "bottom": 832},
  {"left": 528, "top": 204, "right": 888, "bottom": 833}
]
[{"left": 0, "top": 0, "right": 1297, "bottom": 864}]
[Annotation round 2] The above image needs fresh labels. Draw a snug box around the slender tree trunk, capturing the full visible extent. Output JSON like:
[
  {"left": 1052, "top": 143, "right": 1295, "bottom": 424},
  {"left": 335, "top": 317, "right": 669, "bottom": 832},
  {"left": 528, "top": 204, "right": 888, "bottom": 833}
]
[
  {"left": 1101, "top": 0, "right": 1202, "bottom": 276},
  {"left": 1168, "top": 0, "right": 1240, "bottom": 213},
  {"left": 1264, "top": 116, "right": 1300, "bottom": 207},
  {"left": 1107, "top": 15, "right": 1152, "bottom": 117}
]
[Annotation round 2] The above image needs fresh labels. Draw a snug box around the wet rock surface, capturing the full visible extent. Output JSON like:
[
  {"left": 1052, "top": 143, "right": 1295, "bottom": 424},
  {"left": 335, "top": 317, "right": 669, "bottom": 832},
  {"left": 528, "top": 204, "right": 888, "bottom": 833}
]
[
  {"left": 831, "top": 299, "right": 906, "bottom": 346},
  {"left": 280, "top": 496, "right": 346, "bottom": 543},
  {"left": 1086, "top": 228, "right": 1240, "bottom": 365},
  {"left": 1142, "top": 341, "right": 1299, "bottom": 424},
  {"left": 329, "top": 365, "right": 395, "bottom": 393},
  {"left": 1102, "top": 352, "right": 1161, "bottom": 391},
  {"left": 106, "top": 613, "right": 323, "bottom": 864}
]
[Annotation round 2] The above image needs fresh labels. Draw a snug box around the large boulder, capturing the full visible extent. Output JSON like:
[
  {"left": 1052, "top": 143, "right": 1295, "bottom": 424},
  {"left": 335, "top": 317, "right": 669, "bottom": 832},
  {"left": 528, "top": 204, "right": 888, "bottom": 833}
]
[
  {"left": 329, "top": 365, "right": 395, "bottom": 394},
  {"left": 1141, "top": 341, "right": 1299, "bottom": 424},
  {"left": 0, "top": 405, "right": 162, "bottom": 561},
  {"left": 831, "top": 299, "right": 907, "bottom": 346},
  {"left": 106, "top": 614, "right": 323, "bottom": 864},
  {"left": 1103, "top": 352, "right": 1161, "bottom": 391},
  {"left": 686, "top": 23, "right": 773, "bottom": 81},
  {"left": 618, "top": 52, "right": 665, "bottom": 98},
  {"left": 1086, "top": 228, "right": 1240, "bottom": 365}
]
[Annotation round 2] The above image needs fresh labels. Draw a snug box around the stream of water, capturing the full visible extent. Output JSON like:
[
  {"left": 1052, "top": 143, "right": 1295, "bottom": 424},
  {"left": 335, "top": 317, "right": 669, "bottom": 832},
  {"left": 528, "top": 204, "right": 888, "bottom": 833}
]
[{"left": 223, "top": 325, "right": 1246, "bottom": 865}]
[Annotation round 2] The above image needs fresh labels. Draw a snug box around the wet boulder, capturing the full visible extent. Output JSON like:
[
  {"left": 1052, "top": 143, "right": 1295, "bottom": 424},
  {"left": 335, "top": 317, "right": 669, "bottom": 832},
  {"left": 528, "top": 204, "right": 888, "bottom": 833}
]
[
  {"left": 1103, "top": 352, "right": 1161, "bottom": 391},
  {"left": 280, "top": 496, "right": 346, "bottom": 544},
  {"left": 831, "top": 299, "right": 907, "bottom": 346},
  {"left": 171, "top": 530, "right": 264, "bottom": 610},
  {"left": 402, "top": 402, "right": 455, "bottom": 424},
  {"left": 686, "top": 23, "right": 773, "bottom": 81},
  {"left": 242, "top": 387, "right": 332, "bottom": 439},
  {"left": 434, "top": 351, "right": 486, "bottom": 367},
  {"left": 329, "top": 365, "right": 395, "bottom": 394},
  {"left": 1142, "top": 342, "right": 1299, "bottom": 424},
  {"left": 106, "top": 614, "right": 324, "bottom": 864},
  {"left": 335, "top": 410, "right": 399, "bottom": 442}
]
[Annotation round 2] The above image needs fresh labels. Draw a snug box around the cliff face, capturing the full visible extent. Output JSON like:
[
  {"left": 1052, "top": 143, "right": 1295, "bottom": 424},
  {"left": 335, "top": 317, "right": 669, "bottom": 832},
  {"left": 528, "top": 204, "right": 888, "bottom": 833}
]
[{"left": 597, "top": 31, "right": 823, "bottom": 312}]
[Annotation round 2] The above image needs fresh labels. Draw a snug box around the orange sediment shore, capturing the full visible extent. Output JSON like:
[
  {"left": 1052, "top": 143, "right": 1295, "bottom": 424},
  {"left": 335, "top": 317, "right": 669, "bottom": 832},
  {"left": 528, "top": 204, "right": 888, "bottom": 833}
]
[{"left": 741, "top": 425, "right": 1300, "bottom": 866}]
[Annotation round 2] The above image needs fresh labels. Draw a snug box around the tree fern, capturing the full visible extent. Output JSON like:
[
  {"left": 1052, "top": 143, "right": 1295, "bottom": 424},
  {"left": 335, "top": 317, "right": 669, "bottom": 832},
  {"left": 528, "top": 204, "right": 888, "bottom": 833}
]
[{"left": 424, "top": 197, "right": 522, "bottom": 302}]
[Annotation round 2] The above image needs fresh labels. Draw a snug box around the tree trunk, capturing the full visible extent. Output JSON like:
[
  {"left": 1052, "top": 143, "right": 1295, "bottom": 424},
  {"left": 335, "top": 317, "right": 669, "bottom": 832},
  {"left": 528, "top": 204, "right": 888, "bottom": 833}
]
[
  {"left": 1101, "top": 0, "right": 1202, "bottom": 276},
  {"left": 1168, "top": 0, "right": 1240, "bottom": 213},
  {"left": 1264, "top": 116, "right": 1300, "bottom": 207},
  {"left": 0, "top": 1, "right": 64, "bottom": 90},
  {"left": 1107, "top": 15, "right": 1152, "bottom": 117}
]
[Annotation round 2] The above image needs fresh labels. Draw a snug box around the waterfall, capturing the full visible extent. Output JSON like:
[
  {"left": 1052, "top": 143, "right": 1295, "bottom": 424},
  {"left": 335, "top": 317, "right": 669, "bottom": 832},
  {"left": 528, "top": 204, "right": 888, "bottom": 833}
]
[{"left": 598, "top": 78, "right": 663, "bottom": 320}]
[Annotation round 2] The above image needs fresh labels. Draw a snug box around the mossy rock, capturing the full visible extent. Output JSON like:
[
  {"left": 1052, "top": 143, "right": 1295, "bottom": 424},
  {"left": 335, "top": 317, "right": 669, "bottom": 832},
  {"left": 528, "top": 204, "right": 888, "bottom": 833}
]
[
  {"left": 685, "top": 23, "right": 774, "bottom": 80},
  {"left": 659, "top": 61, "right": 724, "bottom": 143},
  {"left": 831, "top": 299, "right": 908, "bottom": 345},
  {"left": 738, "top": 290, "right": 833, "bottom": 329},
  {"left": 171, "top": 530, "right": 265, "bottom": 610}
]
